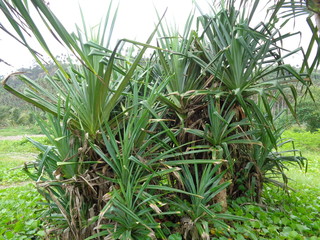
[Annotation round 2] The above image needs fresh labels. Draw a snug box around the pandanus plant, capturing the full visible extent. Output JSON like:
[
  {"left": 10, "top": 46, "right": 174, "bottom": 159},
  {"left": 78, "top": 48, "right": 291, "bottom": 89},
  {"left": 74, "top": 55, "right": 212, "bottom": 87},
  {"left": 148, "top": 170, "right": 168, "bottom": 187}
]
[
  {"left": 193, "top": 0, "right": 311, "bottom": 200},
  {"left": 0, "top": 0, "right": 314, "bottom": 239},
  {"left": 0, "top": 0, "right": 178, "bottom": 238},
  {"left": 153, "top": 0, "right": 310, "bottom": 203}
]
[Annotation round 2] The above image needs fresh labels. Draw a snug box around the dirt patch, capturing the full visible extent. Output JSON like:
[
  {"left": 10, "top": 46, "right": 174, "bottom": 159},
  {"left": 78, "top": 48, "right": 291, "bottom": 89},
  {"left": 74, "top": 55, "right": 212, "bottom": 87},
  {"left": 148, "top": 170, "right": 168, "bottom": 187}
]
[
  {"left": 0, "top": 134, "right": 45, "bottom": 141},
  {"left": 0, "top": 181, "right": 33, "bottom": 190},
  {"left": 0, "top": 152, "right": 37, "bottom": 157},
  {"left": 0, "top": 152, "right": 38, "bottom": 161}
]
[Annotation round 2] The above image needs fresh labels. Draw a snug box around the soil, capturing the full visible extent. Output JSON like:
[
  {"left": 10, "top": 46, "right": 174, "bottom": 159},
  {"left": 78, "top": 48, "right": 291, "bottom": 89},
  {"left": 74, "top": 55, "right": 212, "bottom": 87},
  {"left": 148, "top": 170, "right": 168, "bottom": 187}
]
[
  {"left": 0, "top": 134, "right": 45, "bottom": 141},
  {"left": 0, "top": 181, "right": 33, "bottom": 190}
]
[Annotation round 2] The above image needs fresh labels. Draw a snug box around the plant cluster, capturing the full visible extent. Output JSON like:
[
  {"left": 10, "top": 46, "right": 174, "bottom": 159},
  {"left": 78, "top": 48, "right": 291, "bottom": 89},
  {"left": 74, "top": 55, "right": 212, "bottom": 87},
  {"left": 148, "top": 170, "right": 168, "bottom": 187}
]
[
  {"left": 0, "top": 0, "right": 314, "bottom": 239},
  {"left": 0, "top": 184, "right": 45, "bottom": 240},
  {"left": 224, "top": 185, "right": 320, "bottom": 240}
]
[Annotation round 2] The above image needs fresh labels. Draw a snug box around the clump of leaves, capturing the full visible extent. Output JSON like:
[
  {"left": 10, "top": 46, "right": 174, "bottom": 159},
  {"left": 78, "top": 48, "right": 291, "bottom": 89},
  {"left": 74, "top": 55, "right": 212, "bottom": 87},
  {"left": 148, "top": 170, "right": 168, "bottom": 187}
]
[
  {"left": 0, "top": 184, "right": 46, "bottom": 240},
  {"left": 221, "top": 185, "right": 320, "bottom": 240}
]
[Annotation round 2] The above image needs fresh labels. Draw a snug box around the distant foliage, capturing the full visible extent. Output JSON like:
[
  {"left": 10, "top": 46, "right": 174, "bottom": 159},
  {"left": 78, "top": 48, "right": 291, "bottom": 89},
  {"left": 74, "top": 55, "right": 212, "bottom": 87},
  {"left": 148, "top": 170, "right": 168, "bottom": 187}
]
[
  {"left": 0, "top": 63, "right": 58, "bottom": 127},
  {"left": 296, "top": 86, "right": 320, "bottom": 132},
  {"left": 279, "top": 85, "right": 320, "bottom": 132},
  {"left": 0, "top": 105, "right": 36, "bottom": 127}
]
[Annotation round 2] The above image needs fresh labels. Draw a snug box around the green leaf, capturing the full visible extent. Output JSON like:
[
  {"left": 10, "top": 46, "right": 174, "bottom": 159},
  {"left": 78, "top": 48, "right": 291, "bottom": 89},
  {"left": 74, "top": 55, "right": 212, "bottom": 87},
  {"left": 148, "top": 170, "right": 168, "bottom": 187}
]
[{"left": 168, "top": 233, "right": 183, "bottom": 240}]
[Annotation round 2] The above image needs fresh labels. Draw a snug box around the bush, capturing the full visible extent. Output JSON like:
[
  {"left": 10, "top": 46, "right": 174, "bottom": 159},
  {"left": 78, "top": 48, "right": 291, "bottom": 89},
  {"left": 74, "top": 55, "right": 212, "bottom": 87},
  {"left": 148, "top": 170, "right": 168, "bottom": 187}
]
[
  {"left": 296, "top": 86, "right": 320, "bottom": 132},
  {"left": 0, "top": 106, "right": 37, "bottom": 127}
]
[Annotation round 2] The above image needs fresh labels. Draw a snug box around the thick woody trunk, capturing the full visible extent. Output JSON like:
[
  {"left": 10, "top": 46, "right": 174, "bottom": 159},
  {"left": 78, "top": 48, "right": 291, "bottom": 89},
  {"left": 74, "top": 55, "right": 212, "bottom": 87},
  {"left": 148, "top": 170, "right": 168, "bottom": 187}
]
[{"left": 215, "top": 173, "right": 228, "bottom": 212}]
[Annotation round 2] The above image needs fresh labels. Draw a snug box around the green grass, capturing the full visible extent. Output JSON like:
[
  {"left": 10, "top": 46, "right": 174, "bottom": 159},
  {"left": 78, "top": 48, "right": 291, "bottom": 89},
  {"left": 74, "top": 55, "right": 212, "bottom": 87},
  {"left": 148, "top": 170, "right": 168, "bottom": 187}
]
[
  {"left": 281, "top": 127, "right": 320, "bottom": 152},
  {"left": 0, "top": 126, "right": 42, "bottom": 136},
  {"left": 0, "top": 137, "right": 48, "bottom": 153},
  {"left": 0, "top": 153, "right": 32, "bottom": 184},
  {"left": 281, "top": 128, "right": 320, "bottom": 191},
  {"left": 0, "top": 134, "right": 46, "bottom": 239},
  {"left": 0, "top": 137, "right": 48, "bottom": 184}
]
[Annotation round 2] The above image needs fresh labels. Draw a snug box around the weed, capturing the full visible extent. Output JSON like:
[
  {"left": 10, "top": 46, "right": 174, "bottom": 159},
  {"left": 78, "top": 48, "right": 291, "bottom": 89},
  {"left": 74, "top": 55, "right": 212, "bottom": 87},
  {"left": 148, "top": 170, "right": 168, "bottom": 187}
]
[{"left": 0, "top": 184, "right": 45, "bottom": 240}]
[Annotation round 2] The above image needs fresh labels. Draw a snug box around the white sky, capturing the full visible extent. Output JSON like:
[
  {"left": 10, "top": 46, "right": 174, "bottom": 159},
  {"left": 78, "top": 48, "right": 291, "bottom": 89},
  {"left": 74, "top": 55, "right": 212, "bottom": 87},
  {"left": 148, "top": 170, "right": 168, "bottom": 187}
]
[
  {"left": 0, "top": 0, "right": 197, "bottom": 75},
  {"left": 0, "top": 0, "right": 314, "bottom": 76}
]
